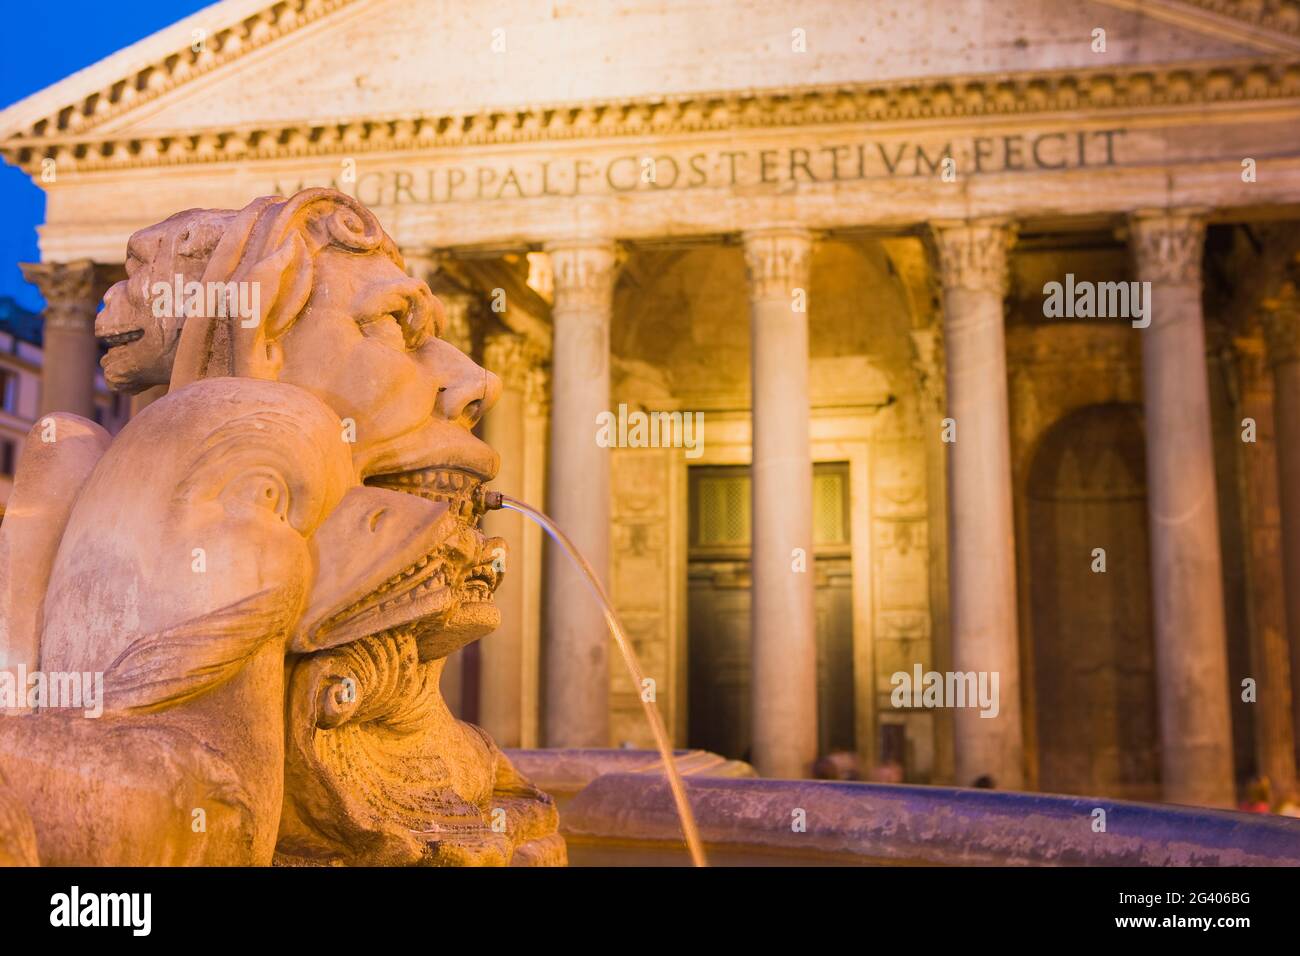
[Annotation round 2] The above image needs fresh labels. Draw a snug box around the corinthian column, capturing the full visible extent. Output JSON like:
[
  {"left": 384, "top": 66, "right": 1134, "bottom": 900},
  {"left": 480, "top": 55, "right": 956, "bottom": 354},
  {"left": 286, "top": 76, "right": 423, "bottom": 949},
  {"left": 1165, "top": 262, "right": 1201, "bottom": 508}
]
[
  {"left": 542, "top": 240, "right": 619, "bottom": 747},
  {"left": 1130, "top": 209, "right": 1234, "bottom": 807},
  {"left": 1262, "top": 279, "right": 1300, "bottom": 771},
  {"left": 480, "top": 331, "right": 546, "bottom": 747},
  {"left": 743, "top": 226, "right": 818, "bottom": 779},
  {"left": 931, "top": 219, "right": 1024, "bottom": 790},
  {"left": 21, "top": 260, "right": 102, "bottom": 419}
]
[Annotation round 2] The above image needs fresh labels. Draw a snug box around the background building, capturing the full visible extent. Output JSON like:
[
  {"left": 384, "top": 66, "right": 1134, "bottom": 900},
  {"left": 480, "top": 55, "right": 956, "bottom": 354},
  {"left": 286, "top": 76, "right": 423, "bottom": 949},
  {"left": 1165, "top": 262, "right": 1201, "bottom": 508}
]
[
  {"left": 0, "top": 294, "right": 127, "bottom": 512},
  {"left": 0, "top": 296, "right": 44, "bottom": 509},
  {"left": 3, "top": 0, "right": 1300, "bottom": 806}
]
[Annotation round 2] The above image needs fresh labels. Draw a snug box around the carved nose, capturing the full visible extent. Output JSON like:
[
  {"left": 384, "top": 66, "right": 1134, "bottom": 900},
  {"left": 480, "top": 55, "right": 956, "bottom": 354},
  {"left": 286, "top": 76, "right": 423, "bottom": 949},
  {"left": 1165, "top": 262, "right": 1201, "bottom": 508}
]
[{"left": 437, "top": 345, "right": 502, "bottom": 429}]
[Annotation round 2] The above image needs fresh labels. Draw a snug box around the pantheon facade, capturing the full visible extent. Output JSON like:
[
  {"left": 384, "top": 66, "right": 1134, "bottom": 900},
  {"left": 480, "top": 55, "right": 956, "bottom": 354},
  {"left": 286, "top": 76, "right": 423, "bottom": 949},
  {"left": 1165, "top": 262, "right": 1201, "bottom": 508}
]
[{"left": 3, "top": 0, "right": 1300, "bottom": 808}]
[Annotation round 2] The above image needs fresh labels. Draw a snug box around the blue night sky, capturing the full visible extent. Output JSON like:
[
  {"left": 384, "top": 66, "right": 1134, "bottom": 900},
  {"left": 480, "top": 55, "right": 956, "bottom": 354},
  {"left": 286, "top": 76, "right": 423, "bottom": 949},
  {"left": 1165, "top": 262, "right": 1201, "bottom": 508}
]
[{"left": 0, "top": 0, "right": 213, "bottom": 312}]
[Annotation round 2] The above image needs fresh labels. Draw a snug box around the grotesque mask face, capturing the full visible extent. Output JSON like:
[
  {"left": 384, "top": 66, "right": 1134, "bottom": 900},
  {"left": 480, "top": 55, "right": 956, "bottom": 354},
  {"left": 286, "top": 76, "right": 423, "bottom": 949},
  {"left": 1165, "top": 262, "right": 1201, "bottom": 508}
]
[
  {"left": 97, "top": 208, "right": 236, "bottom": 393},
  {"left": 273, "top": 243, "right": 505, "bottom": 655},
  {"left": 158, "top": 189, "right": 507, "bottom": 658},
  {"left": 274, "top": 243, "right": 500, "bottom": 487}
]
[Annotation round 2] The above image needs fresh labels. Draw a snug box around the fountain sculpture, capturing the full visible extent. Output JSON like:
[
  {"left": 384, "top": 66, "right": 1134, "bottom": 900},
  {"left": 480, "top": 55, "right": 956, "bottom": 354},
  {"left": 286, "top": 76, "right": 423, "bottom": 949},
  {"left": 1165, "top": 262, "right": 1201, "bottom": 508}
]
[{"left": 0, "top": 189, "right": 563, "bottom": 866}]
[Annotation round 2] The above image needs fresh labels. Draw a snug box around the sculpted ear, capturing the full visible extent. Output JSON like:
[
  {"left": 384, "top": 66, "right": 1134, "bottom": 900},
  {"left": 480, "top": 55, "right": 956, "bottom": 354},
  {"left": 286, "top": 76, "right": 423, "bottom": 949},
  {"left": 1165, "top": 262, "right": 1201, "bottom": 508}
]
[{"left": 232, "top": 231, "right": 313, "bottom": 380}]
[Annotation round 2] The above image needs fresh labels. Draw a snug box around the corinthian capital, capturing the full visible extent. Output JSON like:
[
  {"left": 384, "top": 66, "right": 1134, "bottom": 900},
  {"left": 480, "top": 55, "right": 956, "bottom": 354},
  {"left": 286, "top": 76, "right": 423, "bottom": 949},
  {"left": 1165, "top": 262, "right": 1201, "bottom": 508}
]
[
  {"left": 930, "top": 220, "right": 1015, "bottom": 295},
  {"left": 742, "top": 226, "right": 814, "bottom": 302},
  {"left": 1262, "top": 282, "right": 1300, "bottom": 367},
  {"left": 1129, "top": 209, "right": 1207, "bottom": 286},
  {"left": 544, "top": 240, "right": 621, "bottom": 312},
  {"left": 484, "top": 331, "right": 548, "bottom": 392},
  {"left": 436, "top": 291, "right": 478, "bottom": 356},
  {"left": 20, "top": 259, "right": 100, "bottom": 333}
]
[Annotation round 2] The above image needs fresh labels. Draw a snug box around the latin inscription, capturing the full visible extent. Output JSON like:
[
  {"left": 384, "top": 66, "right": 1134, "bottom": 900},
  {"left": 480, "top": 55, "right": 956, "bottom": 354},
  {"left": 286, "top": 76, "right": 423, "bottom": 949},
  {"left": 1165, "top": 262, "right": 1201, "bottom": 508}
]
[{"left": 271, "top": 128, "right": 1127, "bottom": 205}]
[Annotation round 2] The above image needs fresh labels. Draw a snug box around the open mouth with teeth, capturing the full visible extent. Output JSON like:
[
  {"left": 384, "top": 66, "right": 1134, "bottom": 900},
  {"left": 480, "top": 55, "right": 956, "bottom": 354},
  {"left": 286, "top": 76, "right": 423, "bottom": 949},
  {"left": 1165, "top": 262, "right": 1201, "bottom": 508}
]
[
  {"left": 294, "top": 465, "right": 504, "bottom": 657},
  {"left": 312, "top": 535, "right": 499, "bottom": 639},
  {"left": 100, "top": 328, "right": 145, "bottom": 349},
  {"left": 335, "top": 546, "right": 497, "bottom": 621},
  {"left": 364, "top": 466, "right": 487, "bottom": 525}
]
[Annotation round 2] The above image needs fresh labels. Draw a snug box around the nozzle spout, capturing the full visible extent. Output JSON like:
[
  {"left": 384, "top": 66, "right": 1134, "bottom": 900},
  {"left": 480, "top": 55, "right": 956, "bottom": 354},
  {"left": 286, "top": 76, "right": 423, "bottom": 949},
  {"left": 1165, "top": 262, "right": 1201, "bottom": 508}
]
[{"left": 478, "top": 488, "right": 505, "bottom": 511}]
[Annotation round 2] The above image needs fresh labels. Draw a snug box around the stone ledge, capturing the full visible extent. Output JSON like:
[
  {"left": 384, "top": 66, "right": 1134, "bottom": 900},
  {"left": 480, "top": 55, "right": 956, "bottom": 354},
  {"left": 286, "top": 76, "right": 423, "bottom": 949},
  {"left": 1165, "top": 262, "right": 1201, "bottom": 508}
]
[{"left": 559, "top": 774, "right": 1300, "bottom": 866}]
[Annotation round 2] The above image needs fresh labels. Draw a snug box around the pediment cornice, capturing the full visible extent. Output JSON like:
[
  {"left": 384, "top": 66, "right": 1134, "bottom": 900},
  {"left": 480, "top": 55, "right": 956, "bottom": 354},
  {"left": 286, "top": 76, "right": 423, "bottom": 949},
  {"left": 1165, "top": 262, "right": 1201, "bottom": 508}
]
[
  {"left": 1099, "top": 1, "right": 1300, "bottom": 53},
  {"left": 1183, "top": 0, "right": 1300, "bottom": 34},
  {"left": 3, "top": 57, "right": 1299, "bottom": 176},
  {"left": 0, "top": 0, "right": 361, "bottom": 145}
]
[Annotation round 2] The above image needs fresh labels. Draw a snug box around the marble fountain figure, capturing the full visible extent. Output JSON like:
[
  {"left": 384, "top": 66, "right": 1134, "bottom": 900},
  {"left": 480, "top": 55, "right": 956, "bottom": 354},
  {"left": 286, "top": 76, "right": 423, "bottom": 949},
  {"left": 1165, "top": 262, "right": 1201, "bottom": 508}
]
[{"left": 0, "top": 188, "right": 563, "bottom": 866}]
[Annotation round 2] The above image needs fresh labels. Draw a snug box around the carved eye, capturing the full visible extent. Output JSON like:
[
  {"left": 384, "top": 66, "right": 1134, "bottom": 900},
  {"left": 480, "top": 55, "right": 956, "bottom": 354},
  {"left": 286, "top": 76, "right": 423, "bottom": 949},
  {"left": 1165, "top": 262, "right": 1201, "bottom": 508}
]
[
  {"left": 358, "top": 310, "right": 407, "bottom": 347},
  {"left": 222, "top": 469, "right": 290, "bottom": 522}
]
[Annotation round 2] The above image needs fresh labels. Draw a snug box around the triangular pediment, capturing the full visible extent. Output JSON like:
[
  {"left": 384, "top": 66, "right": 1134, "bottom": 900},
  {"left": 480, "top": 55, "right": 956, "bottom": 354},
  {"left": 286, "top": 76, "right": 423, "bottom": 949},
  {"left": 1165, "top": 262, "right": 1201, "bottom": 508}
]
[
  {"left": 4, "top": 0, "right": 1294, "bottom": 141},
  {"left": 0, "top": 0, "right": 350, "bottom": 142}
]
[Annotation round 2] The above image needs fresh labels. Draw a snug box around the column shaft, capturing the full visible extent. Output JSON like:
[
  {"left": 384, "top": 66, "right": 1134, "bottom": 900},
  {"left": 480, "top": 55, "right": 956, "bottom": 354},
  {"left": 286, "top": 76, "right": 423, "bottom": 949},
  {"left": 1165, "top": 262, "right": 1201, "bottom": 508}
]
[
  {"left": 912, "top": 327, "right": 955, "bottom": 784},
  {"left": 543, "top": 241, "right": 618, "bottom": 747},
  {"left": 479, "top": 333, "right": 543, "bottom": 746},
  {"left": 1132, "top": 210, "right": 1234, "bottom": 806},
  {"left": 932, "top": 220, "right": 1024, "bottom": 790},
  {"left": 21, "top": 260, "right": 101, "bottom": 420},
  {"left": 744, "top": 227, "right": 818, "bottom": 779}
]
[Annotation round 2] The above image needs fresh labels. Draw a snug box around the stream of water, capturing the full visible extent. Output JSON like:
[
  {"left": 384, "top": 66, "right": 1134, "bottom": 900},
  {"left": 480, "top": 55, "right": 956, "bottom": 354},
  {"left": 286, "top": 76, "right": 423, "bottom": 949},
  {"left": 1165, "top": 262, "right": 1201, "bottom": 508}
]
[{"left": 495, "top": 494, "right": 708, "bottom": 867}]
